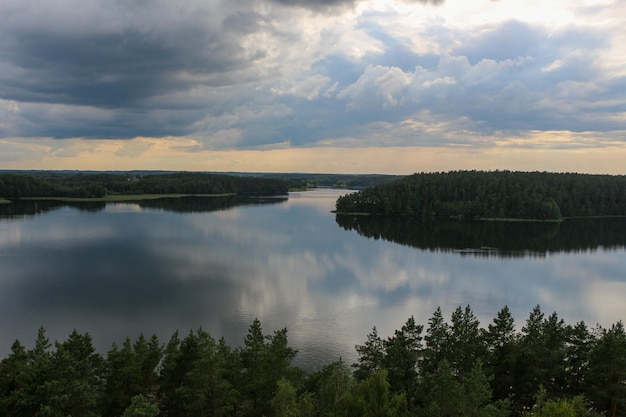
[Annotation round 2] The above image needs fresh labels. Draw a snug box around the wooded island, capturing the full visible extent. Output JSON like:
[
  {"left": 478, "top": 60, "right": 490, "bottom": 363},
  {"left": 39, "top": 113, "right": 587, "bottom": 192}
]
[{"left": 335, "top": 171, "right": 626, "bottom": 220}]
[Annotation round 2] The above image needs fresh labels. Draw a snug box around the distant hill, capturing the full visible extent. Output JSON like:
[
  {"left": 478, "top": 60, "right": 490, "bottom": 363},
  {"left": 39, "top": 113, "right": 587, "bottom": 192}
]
[{"left": 335, "top": 170, "right": 626, "bottom": 220}]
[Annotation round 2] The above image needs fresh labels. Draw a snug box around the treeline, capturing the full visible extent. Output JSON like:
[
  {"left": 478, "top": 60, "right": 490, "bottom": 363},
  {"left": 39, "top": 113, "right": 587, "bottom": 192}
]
[
  {"left": 1, "top": 306, "right": 625, "bottom": 417},
  {"left": 257, "top": 173, "right": 402, "bottom": 190},
  {"left": 335, "top": 170, "right": 626, "bottom": 220},
  {"left": 0, "top": 172, "right": 289, "bottom": 199}
]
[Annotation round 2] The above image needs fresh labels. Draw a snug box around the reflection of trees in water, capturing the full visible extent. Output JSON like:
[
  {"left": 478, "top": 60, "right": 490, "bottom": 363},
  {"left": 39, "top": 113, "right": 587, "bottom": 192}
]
[
  {"left": 335, "top": 215, "right": 626, "bottom": 258},
  {"left": 136, "top": 195, "right": 288, "bottom": 213},
  {"left": 0, "top": 196, "right": 288, "bottom": 218},
  {"left": 0, "top": 200, "right": 106, "bottom": 218}
]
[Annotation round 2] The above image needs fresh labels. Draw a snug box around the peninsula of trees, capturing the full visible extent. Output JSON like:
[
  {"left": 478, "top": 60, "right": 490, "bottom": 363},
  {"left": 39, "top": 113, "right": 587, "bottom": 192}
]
[
  {"left": 1, "top": 305, "right": 624, "bottom": 417},
  {"left": 0, "top": 172, "right": 289, "bottom": 199},
  {"left": 335, "top": 171, "right": 626, "bottom": 220}
]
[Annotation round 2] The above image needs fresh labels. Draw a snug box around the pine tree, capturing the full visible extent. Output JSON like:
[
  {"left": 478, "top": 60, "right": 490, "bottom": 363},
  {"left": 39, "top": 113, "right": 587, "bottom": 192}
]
[
  {"left": 484, "top": 305, "right": 518, "bottom": 401},
  {"left": 587, "top": 322, "right": 626, "bottom": 417}
]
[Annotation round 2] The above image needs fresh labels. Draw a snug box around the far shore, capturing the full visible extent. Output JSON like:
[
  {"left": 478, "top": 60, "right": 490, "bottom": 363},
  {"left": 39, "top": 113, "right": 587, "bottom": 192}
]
[{"left": 11, "top": 193, "right": 236, "bottom": 203}]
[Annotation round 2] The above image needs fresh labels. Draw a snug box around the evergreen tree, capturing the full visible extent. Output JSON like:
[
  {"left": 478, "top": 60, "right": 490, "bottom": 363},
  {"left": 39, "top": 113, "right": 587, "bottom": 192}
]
[
  {"left": 347, "top": 369, "right": 407, "bottom": 417},
  {"left": 158, "top": 331, "right": 185, "bottom": 417},
  {"left": 102, "top": 335, "right": 162, "bottom": 417},
  {"left": 564, "top": 321, "right": 592, "bottom": 397},
  {"left": 121, "top": 394, "right": 159, "bottom": 417},
  {"left": 515, "top": 306, "right": 568, "bottom": 410},
  {"left": 174, "top": 329, "right": 234, "bottom": 417},
  {"left": 484, "top": 305, "right": 518, "bottom": 401},
  {"left": 240, "top": 319, "right": 298, "bottom": 417},
  {"left": 586, "top": 322, "right": 626, "bottom": 417},
  {"left": 447, "top": 305, "right": 484, "bottom": 376},
  {"left": 270, "top": 378, "right": 300, "bottom": 417},
  {"left": 0, "top": 340, "right": 30, "bottom": 417},
  {"left": 37, "top": 330, "right": 103, "bottom": 417},
  {"left": 353, "top": 326, "right": 384, "bottom": 381},
  {"left": 308, "top": 360, "right": 354, "bottom": 417},
  {"left": 421, "top": 307, "right": 450, "bottom": 375},
  {"left": 382, "top": 316, "right": 423, "bottom": 410},
  {"left": 418, "top": 360, "right": 464, "bottom": 417}
]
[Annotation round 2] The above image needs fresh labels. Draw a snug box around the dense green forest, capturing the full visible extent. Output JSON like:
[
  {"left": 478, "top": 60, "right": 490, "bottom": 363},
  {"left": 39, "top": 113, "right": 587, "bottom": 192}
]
[
  {"left": 335, "top": 171, "right": 626, "bottom": 220},
  {"left": 0, "top": 172, "right": 289, "bottom": 199},
  {"left": 1, "top": 306, "right": 624, "bottom": 417},
  {"left": 0, "top": 171, "right": 401, "bottom": 201},
  {"left": 254, "top": 173, "right": 402, "bottom": 189}
]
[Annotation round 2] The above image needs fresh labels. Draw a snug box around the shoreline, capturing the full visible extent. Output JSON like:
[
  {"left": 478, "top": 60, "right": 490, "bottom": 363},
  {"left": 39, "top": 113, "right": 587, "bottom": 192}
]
[
  {"left": 333, "top": 212, "right": 626, "bottom": 222},
  {"left": 12, "top": 193, "right": 236, "bottom": 203}
]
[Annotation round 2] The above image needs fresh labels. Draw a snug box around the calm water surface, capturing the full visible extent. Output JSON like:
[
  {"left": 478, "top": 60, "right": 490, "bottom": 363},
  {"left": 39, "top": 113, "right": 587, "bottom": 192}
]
[{"left": 1, "top": 189, "right": 626, "bottom": 368}]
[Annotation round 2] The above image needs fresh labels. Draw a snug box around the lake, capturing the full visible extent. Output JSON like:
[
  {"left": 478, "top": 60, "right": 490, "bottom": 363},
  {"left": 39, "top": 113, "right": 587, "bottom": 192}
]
[{"left": 1, "top": 188, "right": 626, "bottom": 369}]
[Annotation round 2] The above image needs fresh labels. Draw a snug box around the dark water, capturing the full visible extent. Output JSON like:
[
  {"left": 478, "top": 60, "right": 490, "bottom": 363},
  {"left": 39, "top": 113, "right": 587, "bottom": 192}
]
[{"left": 1, "top": 189, "right": 625, "bottom": 369}]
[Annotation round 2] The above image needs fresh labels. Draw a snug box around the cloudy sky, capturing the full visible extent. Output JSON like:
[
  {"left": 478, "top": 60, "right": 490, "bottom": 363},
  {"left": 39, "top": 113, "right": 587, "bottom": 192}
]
[{"left": 1, "top": 0, "right": 625, "bottom": 174}]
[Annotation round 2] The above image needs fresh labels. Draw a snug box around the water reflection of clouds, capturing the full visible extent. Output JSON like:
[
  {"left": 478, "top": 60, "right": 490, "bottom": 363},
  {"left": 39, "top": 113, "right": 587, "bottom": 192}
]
[
  {"left": 0, "top": 222, "right": 21, "bottom": 250},
  {"left": 2, "top": 191, "right": 626, "bottom": 369},
  {"left": 5, "top": 209, "right": 118, "bottom": 247},
  {"left": 287, "top": 190, "right": 349, "bottom": 213},
  {"left": 103, "top": 203, "right": 144, "bottom": 213}
]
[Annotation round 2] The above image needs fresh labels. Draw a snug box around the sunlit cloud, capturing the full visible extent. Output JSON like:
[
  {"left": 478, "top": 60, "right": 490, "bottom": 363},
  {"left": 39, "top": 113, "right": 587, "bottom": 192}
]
[{"left": 0, "top": 0, "right": 624, "bottom": 173}]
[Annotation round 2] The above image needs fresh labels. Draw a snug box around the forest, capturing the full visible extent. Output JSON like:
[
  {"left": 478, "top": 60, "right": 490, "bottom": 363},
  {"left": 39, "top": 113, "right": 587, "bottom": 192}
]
[
  {"left": 1, "top": 305, "right": 624, "bottom": 417},
  {"left": 335, "top": 170, "right": 626, "bottom": 220},
  {"left": 0, "top": 172, "right": 289, "bottom": 199}
]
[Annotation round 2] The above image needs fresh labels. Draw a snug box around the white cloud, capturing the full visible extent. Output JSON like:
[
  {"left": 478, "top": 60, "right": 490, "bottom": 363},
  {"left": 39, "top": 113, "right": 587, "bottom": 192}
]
[{"left": 0, "top": 0, "right": 624, "bottom": 171}]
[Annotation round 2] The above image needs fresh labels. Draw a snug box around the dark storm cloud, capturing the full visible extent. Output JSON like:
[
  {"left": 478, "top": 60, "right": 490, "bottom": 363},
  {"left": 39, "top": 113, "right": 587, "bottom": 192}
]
[
  {"left": 1, "top": 0, "right": 624, "bottom": 151},
  {"left": 2, "top": 21, "right": 263, "bottom": 108},
  {"left": 0, "top": 0, "right": 280, "bottom": 139}
]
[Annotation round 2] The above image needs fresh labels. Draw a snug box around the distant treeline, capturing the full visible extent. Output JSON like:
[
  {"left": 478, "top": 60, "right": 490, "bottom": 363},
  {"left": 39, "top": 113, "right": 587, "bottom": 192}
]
[
  {"left": 1, "top": 305, "right": 623, "bottom": 417},
  {"left": 0, "top": 172, "right": 289, "bottom": 199},
  {"left": 256, "top": 173, "right": 402, "bottom": 189},
  {"left": 335, "top": 170, "right": 626, "bottom": 220}
]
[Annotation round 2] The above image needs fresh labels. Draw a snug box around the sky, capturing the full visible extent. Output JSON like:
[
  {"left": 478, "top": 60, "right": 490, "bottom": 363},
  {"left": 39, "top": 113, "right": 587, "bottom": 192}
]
[{"left": 1, "top": 0, "right": 625, "bottom": 174}]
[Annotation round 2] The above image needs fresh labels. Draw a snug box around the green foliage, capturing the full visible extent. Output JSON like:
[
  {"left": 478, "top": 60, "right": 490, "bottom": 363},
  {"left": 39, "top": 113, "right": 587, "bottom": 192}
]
[
  {"left": 346, "top": 369, "right": 408, "bottom": 417},
  {"left": 270, "top": 378, "right": 303, "bottom": 417},
  {"left": 336, "top": 170, "right": 626, "bottom": 219},
  {"left": 417, "top": 359, "right": 507, "bottom": 417},
  {"left": 353, "top": 326, "right": 384, "bottom": 380},
  {"left": 524, "top": 387, "right": 601, "bottom": 417},
  {"left": 513, "top": 307, "right": 569, "bottom": 410},
  {"left": 485, "top": 306, "right": 518, "bottom": 401},
  {"left": 421, "top": 307, "right": 449, "bottom": 375},
  {"left": 0, "top": 172, "right": 289, "bottom": 199},
  {"left": 3, "top": 310, "right": 626, "bottom": 417},
  {"left": 586, "top": 322, "right": 626, "bottom": 417},
  {"left": 307, "top": 360, "right": 354, "bottom": 417},
  {"left": 121, "top": 394, "right": 159, "bottom": 417},
  {"left": 101, "top": 334, "right": 162, "bottom": 417},
  {"left": 240, "top": 319, "right": 300, "bottom": 417}
]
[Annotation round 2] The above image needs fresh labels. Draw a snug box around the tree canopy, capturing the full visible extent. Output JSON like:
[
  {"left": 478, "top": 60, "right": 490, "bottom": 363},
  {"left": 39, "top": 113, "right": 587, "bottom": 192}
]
[
  {"left": 0, "top": 172, "right": 289, "bottom": 199},
  {"left": 1, "top": 306, "right": 623, "bottom": 417},
  {"left": 336, "top": 170, "right": 626, "bottom": 220}
]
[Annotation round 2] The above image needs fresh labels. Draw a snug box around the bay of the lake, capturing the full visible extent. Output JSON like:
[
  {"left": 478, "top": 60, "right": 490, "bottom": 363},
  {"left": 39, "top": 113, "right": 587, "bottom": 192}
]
[{"left": 1, "top": 188, "right": 626, "bottom": 369}]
